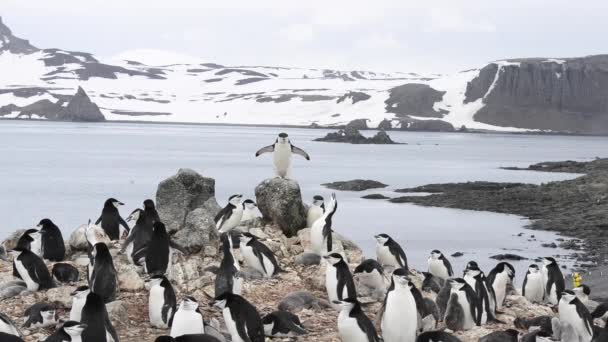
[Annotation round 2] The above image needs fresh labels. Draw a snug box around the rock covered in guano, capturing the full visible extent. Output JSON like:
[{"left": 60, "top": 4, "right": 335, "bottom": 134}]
[{"left": 255, "top": 178, "right": 307, "bottom": 237}]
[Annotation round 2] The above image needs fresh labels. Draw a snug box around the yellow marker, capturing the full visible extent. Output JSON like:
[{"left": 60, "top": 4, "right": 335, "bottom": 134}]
[{"left": 573, "top": 273, "right": 582, "bottom": 288}]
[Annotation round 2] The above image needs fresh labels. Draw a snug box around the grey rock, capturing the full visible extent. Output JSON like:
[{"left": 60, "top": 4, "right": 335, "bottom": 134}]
[
  {"left": 46, "top": 286, "right": 75, "bottom": 308},
  {"left": 174, "top": 207, "right": 219, "bottom": 254},
  {"left": 315, "top": 126, "right": 398, "bottom": 144},
  {"left": 337, "top": 92, "right": 371, "bottom": 105},
  {"left": 322, "top": 179, "right": 387, "bottom": 191},
  {"left": 345, "top": 119, "right": 369, "bottom": 130},
  {"left": 254, "top": 178, "right": 307, "bottom": 237},
  {"left": 69, "top": 224, "right": 89, "bottom": 251},
  {"left": 377, "top": 119, "right": 393, "bottom": 130},
  {"left": 106, "top": 300, "right": 129, "bottom": 328},
  {"left": 0, "top": 16, "right": 39, "bottom": 54},
  {"left": 58, "top": 87, "right": 105, "bottom": 122},
  {"left": 385, "top": 83, "right": 447, "bottom": 118},
  {"left": 400, "top": 119, "right": 455, "bottom": 132},
  {"left": 361, "top": 193, "right": 390, "bottom": 200},
  {"left": 479, "top": 330, "right": 519, "bottom": 342},
  {"left": 490, "top": 254, "right": 528, "bottom": 261}
]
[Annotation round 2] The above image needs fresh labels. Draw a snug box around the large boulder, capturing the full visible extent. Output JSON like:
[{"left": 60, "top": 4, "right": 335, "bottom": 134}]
[
  {"left": 156, "top": 169, "right": 220, "bottom": 255},
  {"left": 255, "top": 178, "right": 307, "bottom": 237},
  {"left": 69, "top": 224, "right": 88, "bottom": 251}
]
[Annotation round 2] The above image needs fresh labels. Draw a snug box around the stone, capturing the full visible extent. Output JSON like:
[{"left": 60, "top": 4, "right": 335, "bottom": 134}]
[
  {"left": 315, "top": 126, "right": 398, "bottom": 144},
  {"left": 106, "top": 300, "right": 129, "bottom": 327},
  {"left": 58, "top": 87, "right": 105, "bottom": 121},
  {"left": 173, "top": 208, "right": 219, "bottom": 255},
  {"left": 46, "top": 285, "right": 75, "bottom": 308},
  {"left": 69, "top": 224, "right": 89, "bottom": 251},
  {"left": 2, "top": 228, "right": 26, "bottom": 250},
  {"left": 116, "top": 263, "right": 145, "bottom": 291},
  {"left": 322, "top": 179, "right": 388, "bottom": 191},
  {"left": 255, "top": 178, "right": 307, "bottom": 237}
]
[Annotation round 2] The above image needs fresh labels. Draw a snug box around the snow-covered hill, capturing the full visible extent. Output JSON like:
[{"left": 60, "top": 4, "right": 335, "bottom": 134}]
[{"left": 2, "top": 16, "right": 607, "bottom": 134}]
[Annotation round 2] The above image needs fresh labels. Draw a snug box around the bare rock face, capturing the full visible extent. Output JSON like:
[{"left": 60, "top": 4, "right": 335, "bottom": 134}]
[
  {"left": 0, "top": 16, "right": 39, "bottom": 54},
  {"left": 58, "top": 87, "right": 105, "bottom": 122},
  {"left": 385, "top": 83, "right": 447, "bottom": 118},
  {"left": 69, "top": 224, "right": 89, "bottom": 251},
  {"left": 255, "top": 178, "right": 307, "bottom": 237},
  {"left": 156, "top": 169, "right": 220, "bottom": 255}
]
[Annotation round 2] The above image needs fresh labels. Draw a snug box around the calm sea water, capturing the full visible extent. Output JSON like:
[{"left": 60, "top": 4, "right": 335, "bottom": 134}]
[{"left": 2, "top": 121, "right": 608, "bottom": 283}]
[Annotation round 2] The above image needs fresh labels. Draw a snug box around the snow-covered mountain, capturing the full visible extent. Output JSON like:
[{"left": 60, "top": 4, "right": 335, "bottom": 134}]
[{"left": 2, "top": 17, "right": 608, "bottom": 134}]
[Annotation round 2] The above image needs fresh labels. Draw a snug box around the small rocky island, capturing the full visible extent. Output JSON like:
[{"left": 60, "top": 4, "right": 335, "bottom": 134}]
[
  {"left": 314, "top": 126, "right": 399, "bottom": 144},
  {"left": 322, "top": 179, "right": 388, "bottom": 191}
]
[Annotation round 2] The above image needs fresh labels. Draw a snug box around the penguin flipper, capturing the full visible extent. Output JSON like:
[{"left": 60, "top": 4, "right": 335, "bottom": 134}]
[
  {"left": 291, "top": 145, "right": 310, "bottom": 160},
  {"left": 255, "top": 144, "right": 274, "bottom": 157}
]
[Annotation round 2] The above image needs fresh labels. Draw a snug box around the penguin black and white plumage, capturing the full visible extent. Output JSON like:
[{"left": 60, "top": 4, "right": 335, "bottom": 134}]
[
  {"left": 23, "top": 302, "right": 58, "bottom": 329},
  {"left": 0, "top": 312, "right": 22, "bottom": 338},
  {"left": 89, "top": 243, "right": 118, "bottom": 303},
  {"left": 421, "top": 272, "right": 445, "bottom": 294},
  {"left": 122, "top": 203, "right": 155, "bottom": 265},
  {"left": 380, "top": 268, "right": 418, "bottom": 342},
  {"left": 310, "top": 193, "right": 337, "bottom": 256},
  {"left": 353, "top": 259, "right": 386, "bottom": 297},
  {"left": 487, "top": 262, "right": 515, "bottom": 309},
  {"left": 465, "top": 266, "right": 498, "bottom": 324},
  {"left": 0, "top": 332, "right": 23, "bottom": 342},
  {"left": 427, "top": 250, "right": 453, "bottom": 280},
  {"left": 436, "top": 280, "right": 452, "bottom": 321},
  {"left": 446, "top": 278, "right": 481, "bottom": 330},
  {"left": 541, "top": 257, "right": 565, "bottom": 305},
  {"left": 239, "top": 232, "right": 280, "bottom": 278},
  {"left": 335, "top": 298, "right": 380, "bottom": 342},
  {"left": 240, "top": 199, "right": 261, "bottom": 223},
  {"left": 43, "top": 321, "right": 87, "bottom": 342},
  {"left": 255, "top": 132, "right": 310, "bottom": 179},
  {"left": 573, "top": 284, "right": 591, "bottom": 306},
  {"left": 147, "top": 274, "right": 177, "bottom": 329},
  {"left": 69, "top": 285, "right": 90, "bottom": 322},
  {"left": 37, "top": 219, "right": 65, "bottom": 261},
  {"left": 262, "top": 311, "right": 307, "bottom": 337},
  {"left": 96, "top": 198, "right": 129, "bottom": 241},
  {"left": 13, "top": 229, "right": 41, "bottom": 279},
  {"left": 375, "top": 233, "right": 408, "bottom": 271},
  {"left": 81, "top": 292, "right": 119, "bottom": 342},
  {"left": 145, "top": 222, "right": 186, "bottom": 276},
  {"left": 591, "top": 302, "right": 608, "bottom": 320},
  {"left": 479, "top": 329, "right": 519, "bottom": 342},
  {"left": 522, "top": 264, "right": 544, "bottom": 303},
  {"left": 323, "top": 253, "right": 356, "bottom": 310},
  {"left": 10, "top": 248, "right": 53, "bottom": 291},
  {"left": 214, "top": 195, "right": 244, "bottom": 233},
  {"left": 52, "top": 263, "right": 79, "bottom": 283},
  {"left": 416, "top": 331, "right": 462, "bottom": 342},
  {"left": 214, "top": 233, "right": 242, "bottom": 296},
  {"left": 306, "top": 195, "right": 325, "bottom": 228},
  {"left": 170, "top": 297, "right": 205, "bottom": 338},
  {"left": 155, "top": 335, "right": 221, "bottom": 342},
  {"left": 558, "top": 290, "right": 593, "bottom": 342},
  {"left": 213, "top": 292, "right": 265, "bottom": 342}
]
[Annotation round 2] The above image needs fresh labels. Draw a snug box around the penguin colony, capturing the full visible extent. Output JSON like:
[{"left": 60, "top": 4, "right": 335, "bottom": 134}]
[{"left": 0, "top": 132, "right": 606, "bottom": 342}]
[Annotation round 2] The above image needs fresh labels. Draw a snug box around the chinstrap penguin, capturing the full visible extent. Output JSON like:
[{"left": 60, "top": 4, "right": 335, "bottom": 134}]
[
  {"left": 215, "top": 232, "right": 243, "bottom": 296},
  {"left": 558, "top": 290, "right": 593, "bottom": 342},
  {"left": 380, "top": 268, "right": 418, "bottom": 342},
  {"left": 335, "top": 298, "right": 380, "bottom": 342},
  {"left": 122, "top": 200, "right": 158, "bottom": 266},
  {"left": 37, "top": 219, "right": 66, "bottom": 261},
  {"left": 573, "top": 284, "right": 591, "bottom": 305},
  {"left": 416, "top": 331, "right": 462, "bottom": 342},
  {"left": 43, "top": 321, "right": 87, "bottom": 342},
  {"left": 239, "top": 232, "right": 281, "bottom": 278},
  {"left": 23, "top": 303, "right": 58, "bottom": 329},
  {"left": 212, "top": 292, "right": 265, "bottom": 342},
  {"left": 96, "top": 198, "right": 129, "bottom": 240},
  {"left": 69, "top": 285, "right": 90, "bottom": 322},
  {"left": 375, "top": 233, "right": 408, "bottom": 271},
  {"left": 487, "top": 262, "right": 515, "bottom": 310},
  {"left": 80, "top": 292, "right": 119, "bottom": 342},
  {"left": 421, "top": 272, "right": 445, "bottom": 294},
  {"left": 52, "top": 263, "right": 79, "bottom": 283},
  {"left": 144, "top": 222, "right": 187, "bottom": 276},
  {"left": 255, "top": 132, "right": 310, "bottom": 179},
  {"left": 541, "top": 257, "right": 565, "bottom": 305},
  {"left": 262, "top": 311, "right": 307, "bottom": 337},
  {"left": 240, "top": 199, "right": 261, "bottom": 223},
  {"left": 306, "top": 195, "right": 325, "bottom": 228},
  {"left": 464, "top": 265, "right": 497, "bottom": 324},
  {"left": 170, "top": 297, "right": 205, "bottom": 337},
  {"left": 428, "top": 250, "right": 453, "bottom": 280},
  {"left": 446, "top": 278, "right": 480, "bottom": 330},
  {"left": 0, "top": 312, "right": 22, "bottom": 338},
  {"left": 522, "top": 264, "right": 544, "bottom": 303},
  {"left": 353, "top": 259, "right": 386, "bottom": 299},
  {"left": 478, "top": 329, "right": 519, "bottom": 342},
  {"left": 0, "top": 332, "right": 24, "bottom": 342},
  {"left": 310, "top": 193, "right": 337, "bottom": 256},
  {"left": 324, "top": 253, "right": 356, "bottom": 310},
  {"left": 147, "top": 275, "right": 177, "bottom": 329},
  {"left": 89, "top": 242, "right": 118, "bottom": 303},
  {"left": 13, "top": 229, "right": 41, "bottom": 279},
  {"left": 215, "top": 195, "right": 244, "bottom": 233},
  {"left": 10, "top": 247, "right": 54, "bottom": 291}
]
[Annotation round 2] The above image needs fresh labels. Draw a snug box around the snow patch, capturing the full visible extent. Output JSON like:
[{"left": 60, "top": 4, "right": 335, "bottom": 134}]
[
  {"left": 544, "top": 58, "right": 566, "bottom": 64},
  {"left": 108, "top": 49, "right": 207, "bottom": 66}
]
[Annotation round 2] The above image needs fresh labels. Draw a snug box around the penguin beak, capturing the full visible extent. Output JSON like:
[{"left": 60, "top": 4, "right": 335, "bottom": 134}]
[{"left": 36, "top": 224, "right": 42, "bottom": 228}]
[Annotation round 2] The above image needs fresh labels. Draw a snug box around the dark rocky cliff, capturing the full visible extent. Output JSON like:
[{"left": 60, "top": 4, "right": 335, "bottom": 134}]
[{"left": 465, "top": 56, "right": 608, "bottom": 134}]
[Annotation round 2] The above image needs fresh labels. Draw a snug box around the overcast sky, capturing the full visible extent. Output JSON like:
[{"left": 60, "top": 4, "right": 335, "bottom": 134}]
[{"left": 2, "top": 0, "right": 607, "bottom": 73}]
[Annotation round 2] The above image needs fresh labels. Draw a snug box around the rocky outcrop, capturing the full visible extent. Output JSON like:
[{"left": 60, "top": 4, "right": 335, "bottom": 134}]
[
  {"left": 322, "top": 179, "right": 387, "bottom": 191},
  {"left": 58, "top": 87, "right": 105, "bottom": 122},
  {"left": 385, "top": 83, "right": 447, "bottom": 118},
  {"left": 254, "top": 178, "right": 307, "bottom": 237},
  {"left": 0, "top": 17, "right": 38, "bottom": 54},
  {"left": 377, "top": 119, "right": 393, "bottom": 130},
  {"left": 345, "top": 119, "right": 369, "bottom": 130},
  {"left": 465, "top": 57, "right": 608, "bottom": 134},
  {"left": 156, "top": 169, "right": 220, "bottom": 255},
  {"left": 314, "top": 126, "right": 398, "bottom": 144},
  {"left": 400, "top": 119, "right": 455, "bottom": 132},
  {"left": 337, "top": 91, "right": 371, "bottom": 104}
]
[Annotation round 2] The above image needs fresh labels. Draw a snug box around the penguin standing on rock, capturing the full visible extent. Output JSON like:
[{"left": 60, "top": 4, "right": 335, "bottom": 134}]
[
  {"left": 69, "top": 286, "right": 90, "bottom": 322},
  {"left": 255, "top": 132, "right": 310, "bottom": 179},
  {"left": 427, "top": 250, "right": 453, "bottom": 280},
  {"left": 43, "top": 321, "right": 87, "bottom": 342},
  {"left": 487, "top": 262, "right": 515, "bottom": 310},
  {"left": 215, "top": 233, "right": 242, "bottom": 296},
  {"left": 262, "top": 311, "right": 307, "bottom": 337},
  {"left": 147, "top": 275, "right": 177, "bottom": 329},
  {"left": 310, "top": 193, "right": 337, "bottom": 256},
  {"left": 335, "top": 298, "right": 380, "bottom": 342},
  {"left": 380, "top": 268, "right": 418, "bottom": 342},
  {"left": 558, "top": 290, "right": 593, "bottom": 342},
  {"left": 214, "top": 195, "right": 244, "bottom": 233},
  {"left": 96, "top": 198, "right": 129, "bottom": 240},
  {"left": 239, "top": 232, "right": 280, "bottom": 278},
  {"left": 10, "top": 248, "right": 53, "bottom": 291},
  {"left": 375, "top": 234, "right": 408, "bottom": 271},
  {"left": 324, "top": 253, "right": 356, "bottom": 310},
  {"left": 89, "top": 243, "right": 118, "bottom": 303},
  {"left": 81, "top": 293, "right": 119, "bottom": 342},
  {"left": 37, "top": 219, "right": 65, "bottom": 261},
  {"left": 522, "top": 264, "right": 544, "bottom": 303},
  {"left": 171, "top": 297, "right": 205, "bottom": 338},
  {"left": 144, "top": 222, "right": 187, "bottom": 276},
  {"left": 212, "top": 292, "right": 265, "bottom": 342},
  {"left": 541, "top": 257, "right": 565, "bottom": 305},
  {"left": 306, "top": 195, "right": 325, "bottom": 228}
]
